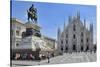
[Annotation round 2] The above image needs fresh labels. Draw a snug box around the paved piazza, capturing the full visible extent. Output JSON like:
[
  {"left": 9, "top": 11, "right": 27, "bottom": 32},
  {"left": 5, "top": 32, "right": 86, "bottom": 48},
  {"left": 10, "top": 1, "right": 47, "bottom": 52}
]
[{"left": 11, "top": 52, "right": 96, "bottom": 67}]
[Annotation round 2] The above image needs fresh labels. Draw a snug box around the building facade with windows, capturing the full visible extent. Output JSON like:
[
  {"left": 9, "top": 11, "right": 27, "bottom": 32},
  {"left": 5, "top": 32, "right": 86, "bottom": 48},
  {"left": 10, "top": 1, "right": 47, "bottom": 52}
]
[
  {"left": 11, "top": 18, "right": 26, "bottom": 49},
  {"left": 57, "top": 12, "right": 94, "bottom": 54}
]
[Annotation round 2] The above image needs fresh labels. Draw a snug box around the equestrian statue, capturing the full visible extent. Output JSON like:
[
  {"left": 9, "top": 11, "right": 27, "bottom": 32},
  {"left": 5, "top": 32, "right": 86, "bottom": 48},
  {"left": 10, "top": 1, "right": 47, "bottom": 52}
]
[{"left": 27, "top": 4, "right": 37, "bottom": 23}]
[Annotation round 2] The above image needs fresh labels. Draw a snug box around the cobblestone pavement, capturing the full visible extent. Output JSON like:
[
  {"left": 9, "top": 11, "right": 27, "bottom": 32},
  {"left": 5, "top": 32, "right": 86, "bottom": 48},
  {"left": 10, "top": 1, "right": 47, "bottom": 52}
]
[{"left": 11, "top": 52, "right": 97, "bottom": 67}]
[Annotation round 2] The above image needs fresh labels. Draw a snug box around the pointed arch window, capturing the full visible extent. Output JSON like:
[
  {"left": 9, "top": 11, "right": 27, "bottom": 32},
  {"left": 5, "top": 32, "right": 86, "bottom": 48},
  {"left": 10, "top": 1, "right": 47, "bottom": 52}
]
[
  {"left": 61, "top": 45, "right": 63, "bottom": 51},
  {"left": 87, "top": 38, "right": 89, "bottom": 42},
  {"left": 66, "top": 34, "right": 68, "bottom": 38},
  {"left": 66, "top": 40, "right": 68, "bottom": 44},
  {"left": 81, "top": 32, "right": 83, "bottom": 37},
  {"left": 73, "top": 24, "right": 76, "bottom": 31},
  {"left": 73, "top": 44, "right": 76, "bottom": 51},
  {"left": 66, "top": 46, "right": 68, "bottom": 51},
  {"left": 73, "top": 34, "right": 76, "bottom": 39},
  {"left": 81, "top": 39, "right": 83, "bottom": 43},
  {"left": 61, "top": 40, "right": 63, "bottom": 44}
]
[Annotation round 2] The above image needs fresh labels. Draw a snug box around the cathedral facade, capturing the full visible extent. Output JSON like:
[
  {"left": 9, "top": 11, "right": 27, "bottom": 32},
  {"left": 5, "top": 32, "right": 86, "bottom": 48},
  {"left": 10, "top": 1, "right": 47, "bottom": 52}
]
[{"left": 57, "top": 12, "right": 94, "bottom": 54}]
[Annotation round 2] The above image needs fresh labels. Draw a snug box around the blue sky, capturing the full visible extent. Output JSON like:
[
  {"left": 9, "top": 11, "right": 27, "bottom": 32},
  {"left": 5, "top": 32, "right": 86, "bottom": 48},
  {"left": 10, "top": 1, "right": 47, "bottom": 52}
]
[{"left": 11, "top": 1, "right": 96, "bottom": 43}]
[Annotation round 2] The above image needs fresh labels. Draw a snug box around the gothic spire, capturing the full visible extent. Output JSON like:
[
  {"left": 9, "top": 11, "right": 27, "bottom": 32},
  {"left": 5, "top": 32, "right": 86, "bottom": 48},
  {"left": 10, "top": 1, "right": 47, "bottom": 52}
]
[
  {"left": 68, "top": 16, "right": 71, "bottom": 22},
  {"left": 90, "top": 23, "right": 93, "bottom": 32},
  {"left": 57, "top": 27, "right": 61, "bottom": 37},
  {"left": 77, "top": 11, "right": 80, "bottom": 20},
  {"left": 84, "top": 19, "right": 86, "bottom": 27},
  {"left": 64, "top": 22, "right": 66, "bottom": 30}
]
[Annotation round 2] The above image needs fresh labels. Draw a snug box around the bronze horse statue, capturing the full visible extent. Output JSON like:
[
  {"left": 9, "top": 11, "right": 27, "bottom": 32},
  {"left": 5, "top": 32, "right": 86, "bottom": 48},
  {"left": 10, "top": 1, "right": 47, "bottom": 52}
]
[{"left": 27, "top": 4, "right": 37, "bottom": 23}]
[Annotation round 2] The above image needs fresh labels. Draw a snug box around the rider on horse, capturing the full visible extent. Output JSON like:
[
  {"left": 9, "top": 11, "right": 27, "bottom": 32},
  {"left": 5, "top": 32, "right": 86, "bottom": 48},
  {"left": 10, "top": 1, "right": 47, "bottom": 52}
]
[{"left": 27, "top": 4, "right": 37, "bottom": 23}]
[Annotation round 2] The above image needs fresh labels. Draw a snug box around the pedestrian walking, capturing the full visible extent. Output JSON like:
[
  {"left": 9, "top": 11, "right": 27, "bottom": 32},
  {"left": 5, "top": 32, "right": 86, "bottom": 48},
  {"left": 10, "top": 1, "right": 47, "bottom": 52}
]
[{"left": 47, "top": 52, "right": 50, "bottom": 63}]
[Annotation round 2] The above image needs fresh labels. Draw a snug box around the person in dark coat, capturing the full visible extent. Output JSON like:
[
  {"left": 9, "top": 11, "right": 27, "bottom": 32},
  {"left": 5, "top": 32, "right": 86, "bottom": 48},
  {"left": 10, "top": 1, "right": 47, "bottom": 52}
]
[{"left": 47, "top": 52, "right": 50, "bottom": 63}]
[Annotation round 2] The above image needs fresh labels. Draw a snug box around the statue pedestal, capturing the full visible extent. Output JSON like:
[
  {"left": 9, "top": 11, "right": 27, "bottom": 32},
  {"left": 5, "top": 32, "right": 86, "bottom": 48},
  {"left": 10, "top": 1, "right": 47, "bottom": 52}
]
[
  {"left": 25, "top": 21, "right": 41, "bottom": 31},
  {"left": 25, "top": 21, "right": 41, "bottom": 37}
]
